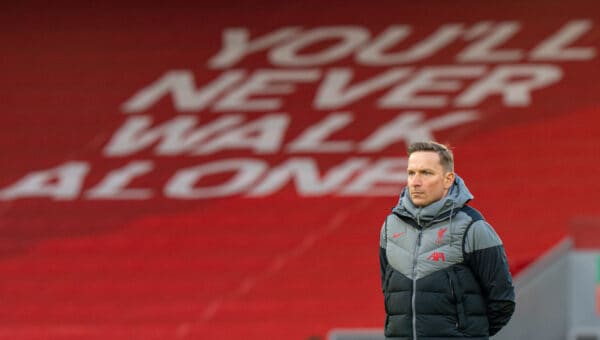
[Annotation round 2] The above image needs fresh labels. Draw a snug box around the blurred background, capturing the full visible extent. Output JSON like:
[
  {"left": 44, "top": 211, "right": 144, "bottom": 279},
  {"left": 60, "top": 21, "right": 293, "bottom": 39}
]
[{"left": 1, "top": 1, "right": 599, "bottom": 339}]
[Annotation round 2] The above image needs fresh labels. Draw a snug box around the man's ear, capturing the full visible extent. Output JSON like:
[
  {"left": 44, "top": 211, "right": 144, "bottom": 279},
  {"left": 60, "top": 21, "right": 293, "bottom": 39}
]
[{"left": 444, "top": 172, "right": 455, "bottom": 189}]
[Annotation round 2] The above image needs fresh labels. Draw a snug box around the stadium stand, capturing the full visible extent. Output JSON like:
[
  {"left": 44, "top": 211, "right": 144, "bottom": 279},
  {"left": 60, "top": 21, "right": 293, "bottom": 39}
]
[{"left": 1, "top": 1, "right": 599, "bottom": 339}]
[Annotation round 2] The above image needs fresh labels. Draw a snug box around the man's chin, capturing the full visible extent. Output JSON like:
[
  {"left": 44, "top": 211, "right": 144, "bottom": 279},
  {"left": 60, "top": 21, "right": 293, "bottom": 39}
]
[{"left": 411, "top": 198, "right": 427, "bottom": 207}]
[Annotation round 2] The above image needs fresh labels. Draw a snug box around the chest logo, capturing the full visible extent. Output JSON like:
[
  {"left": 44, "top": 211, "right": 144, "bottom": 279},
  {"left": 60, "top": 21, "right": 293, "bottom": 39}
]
[
  {"left": 436, "top": 227, "right": 448, "bottom": 245},
  {"left": 427, "top": 251, "right": 446, "bottom": 262},
  {"left": 392, "top": 232, "right": 406, "bottom": 239}
]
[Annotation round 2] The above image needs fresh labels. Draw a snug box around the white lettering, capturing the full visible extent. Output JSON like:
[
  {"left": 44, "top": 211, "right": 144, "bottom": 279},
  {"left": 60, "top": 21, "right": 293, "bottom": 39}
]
[
  {"left": 359, "top": 111, "right": 479, "bottom": 151},
  {"left": 121, "top": 70, "right": 244, "bottom": 113},
  {"left": 248, "top": 157, "right": 368, "bottom": 196},
  {"left": 340, "top": 158, "right": 407, "bottom": 196},
  {"left": 458, "top": 22, "right": 523, "bottom": 62},
  {"left": 357, "top": 24, "right": 465, "bottom": 65},
  {"left": 208, "top": 27, "right": 301, "bottom": 68},
  {"left": 0, "top": 162, "right": 89, "bottom": 200},
  {"left": 195, "top": 114, "right": 289, "bottom": 155},
  {"left": 530, "top": 20, "right": 596, "bottom": 60},
  {"left": 165, "top": 159, "right": 266, "bottom": 198},
  {"left": 314, "top": 67, "right": 412, "bottom": 109},
  {"left": 287, "top": 112, "right": 355, "bottom": 153},
  {"left": 215, "top": 69, "right": 320, "bottom": 111},
  {"left": 270, "top": 26, "right": 370, "bottom": 66},
  {"left": 85, "top": 161, "right": 154, "bottom": 199},
  {"left": 456, "top": 64, "right": 562, "bottom": 106},
  {"left": 104, "top": 115, "right": 244, "bottom": 156},
  {"left": 379, "top": 66, "right": 486, "bottom": 108}
]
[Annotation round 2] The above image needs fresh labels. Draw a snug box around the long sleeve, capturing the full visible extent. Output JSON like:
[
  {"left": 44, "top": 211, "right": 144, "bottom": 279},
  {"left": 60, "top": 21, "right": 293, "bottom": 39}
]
[
  {"left": 464, "top": 220, "right": 516, "bottom": 336},
  {"left": 380, "top": 246, "right": 388, "bottom": 287},
  {"left": 379, "top": 222, "right": 388, "bottom": 287}
]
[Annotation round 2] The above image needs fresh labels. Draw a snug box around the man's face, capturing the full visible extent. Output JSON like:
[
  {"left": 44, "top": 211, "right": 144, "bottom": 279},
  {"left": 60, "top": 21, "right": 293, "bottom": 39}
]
[{"left": 407, "top": 151, "right": 454, "bottom": 207}]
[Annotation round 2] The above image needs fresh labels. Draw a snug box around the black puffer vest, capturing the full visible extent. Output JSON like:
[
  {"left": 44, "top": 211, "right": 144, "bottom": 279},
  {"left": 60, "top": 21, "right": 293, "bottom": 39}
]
[
  {"left": 382, "top": 205, "right": 488, "bottom": 339},
  {"left": 380, "top": 175, "right": 500, "bottom": 339}
]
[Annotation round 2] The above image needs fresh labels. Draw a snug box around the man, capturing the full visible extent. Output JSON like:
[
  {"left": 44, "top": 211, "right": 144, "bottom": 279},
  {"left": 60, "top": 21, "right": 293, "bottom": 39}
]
[{"left": 379, "top": 141, "right": 515, "bottom": 339}]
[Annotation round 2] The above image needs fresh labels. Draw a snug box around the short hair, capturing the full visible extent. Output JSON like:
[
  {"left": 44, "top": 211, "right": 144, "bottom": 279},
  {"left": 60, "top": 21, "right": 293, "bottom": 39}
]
[{"left": 407, "top": 141, "right": 454, "bottom": 172}]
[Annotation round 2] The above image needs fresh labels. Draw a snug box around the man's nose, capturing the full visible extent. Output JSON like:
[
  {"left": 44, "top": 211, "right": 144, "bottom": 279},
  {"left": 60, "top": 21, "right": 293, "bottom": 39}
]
[{"left": 411, "top": 175, "right": 422, "bottom": 186}]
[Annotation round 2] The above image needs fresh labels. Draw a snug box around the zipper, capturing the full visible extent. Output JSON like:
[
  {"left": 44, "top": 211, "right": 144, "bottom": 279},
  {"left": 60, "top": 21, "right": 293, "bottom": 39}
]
[
  {"left": 411, "top": 229, "right": 423, "bottom": 340},
  {"left": 447, "top": 271, "right": 459, "bottom": 329},
  {"left": 448, "top": 273, "right": 455, "bottom": 300},
  {"left": 447, "top": 268, "right": 466, "bottom": 330}
]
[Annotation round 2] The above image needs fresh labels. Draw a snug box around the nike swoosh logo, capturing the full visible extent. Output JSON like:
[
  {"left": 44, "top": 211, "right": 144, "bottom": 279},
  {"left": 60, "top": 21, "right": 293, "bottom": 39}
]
[{"left": 392, "top": 232, "right": 406, "bottom": 239}]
